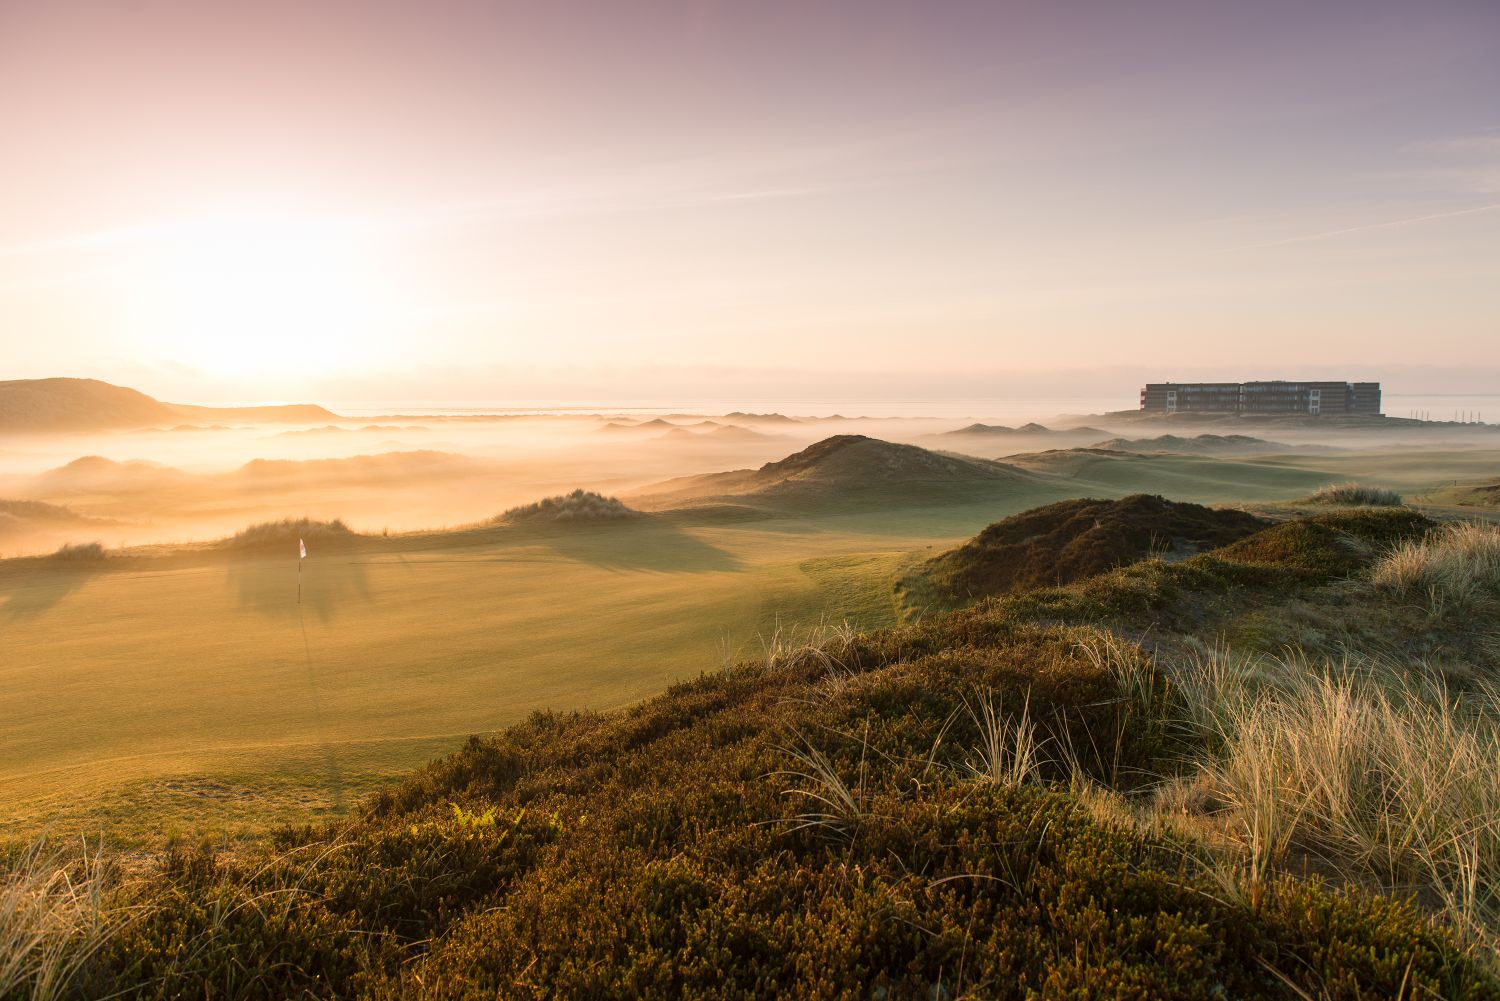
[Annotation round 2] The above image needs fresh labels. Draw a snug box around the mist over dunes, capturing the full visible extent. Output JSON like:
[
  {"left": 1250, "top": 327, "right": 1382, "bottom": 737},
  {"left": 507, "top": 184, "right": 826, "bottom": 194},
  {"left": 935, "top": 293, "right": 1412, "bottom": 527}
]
[
  {"left": 6, "top": 382, "right": 1500, "bottom": 996},
  {"left": 1091, "top": 432, "right": 1302, "bottom": 455},
  {"left": 0, "top": 498, "right": 118, "bottom": 555},
  {"left": 632, "top": 434, "right": 1044, "bottom": 513},
  {"left": 940, "top": 421, "right": 1109, "bottom": 440},
  {"left": 0, "top": 378, "right": 336, "bottom": 433}
]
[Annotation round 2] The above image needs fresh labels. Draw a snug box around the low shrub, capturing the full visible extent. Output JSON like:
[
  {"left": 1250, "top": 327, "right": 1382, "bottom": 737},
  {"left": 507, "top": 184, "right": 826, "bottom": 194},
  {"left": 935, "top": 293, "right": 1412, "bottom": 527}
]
[
  {"left": 1214, "top": 508, "right": 1434, "bottom": 581},
  {"left": 226, "top": 517, "right": 357, "bottom": 550},
  {"left": 47, "top": 541, "right": 107, "bottom": 561},
  {"left": 1305, "top": 482, "right": 1403, "bottom": 507},
  {"left": 499, "top": 489, "right": 639, "bottom": 523},
  {"left": 912, "top": 494, "right": 1266, "bottom": 607}
]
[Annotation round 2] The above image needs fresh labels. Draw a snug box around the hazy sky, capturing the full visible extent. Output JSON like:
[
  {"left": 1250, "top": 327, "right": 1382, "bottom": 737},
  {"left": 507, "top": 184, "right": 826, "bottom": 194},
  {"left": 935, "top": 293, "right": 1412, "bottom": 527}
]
[{"left": 2, "top": 0, "right": 1497, "bottom": 403}]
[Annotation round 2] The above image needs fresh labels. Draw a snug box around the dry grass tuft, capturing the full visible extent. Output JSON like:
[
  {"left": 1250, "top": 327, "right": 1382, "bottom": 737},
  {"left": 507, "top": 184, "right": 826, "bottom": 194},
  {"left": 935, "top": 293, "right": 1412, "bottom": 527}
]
[
  {"left": 1179, "top": 650, "right": 1500, "bottom": 951},
  {"left": 1371, "top": 521, "right": 1500, "bottom": 608},
  {"left": 758, "top": 616, "right": 859, "bottom": 679},
  {"left": 962, "top": 688, "right": 1042, "bottom": 788},
  {"left": 0, "top": 839, "right": 122, "bottom": 1001},
  {"left": 773, "top": 731, "right": 868, "bottom": 841},
  {"left": 1306, "top": 482, "right": 1404, "bottom": 507}
]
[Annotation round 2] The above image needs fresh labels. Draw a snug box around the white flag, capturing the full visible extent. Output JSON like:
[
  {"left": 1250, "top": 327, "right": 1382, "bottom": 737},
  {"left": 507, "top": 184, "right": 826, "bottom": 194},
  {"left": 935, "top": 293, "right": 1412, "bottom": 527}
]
[{"left": 299, "top": 538, "right": 307, "bottom": 559}]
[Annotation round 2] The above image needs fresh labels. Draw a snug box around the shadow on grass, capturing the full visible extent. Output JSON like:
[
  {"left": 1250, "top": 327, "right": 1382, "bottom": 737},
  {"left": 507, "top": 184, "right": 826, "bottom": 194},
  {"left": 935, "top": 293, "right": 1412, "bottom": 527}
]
[
  {"left": 0, "top": 561, "right": 104, "bottom": 622},
  {"left": 524, "top": 519, "right": 742, "bottom": 573},
  {"left": 227, "top": 550, "right": 373, "bottom": 620}
]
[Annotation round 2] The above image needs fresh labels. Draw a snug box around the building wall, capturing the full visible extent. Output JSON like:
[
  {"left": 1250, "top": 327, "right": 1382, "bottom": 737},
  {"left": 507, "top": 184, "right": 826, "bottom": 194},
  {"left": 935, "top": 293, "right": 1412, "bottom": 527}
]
[{"left": 1140, "top": 381, "right": 1383, "bottom": 416}]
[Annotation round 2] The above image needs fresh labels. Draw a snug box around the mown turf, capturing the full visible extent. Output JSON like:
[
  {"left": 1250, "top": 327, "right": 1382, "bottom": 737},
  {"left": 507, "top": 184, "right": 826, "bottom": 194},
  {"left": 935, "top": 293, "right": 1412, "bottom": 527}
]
[{"left": 0, "top": 508, "right": 1022, "bottom": 841}]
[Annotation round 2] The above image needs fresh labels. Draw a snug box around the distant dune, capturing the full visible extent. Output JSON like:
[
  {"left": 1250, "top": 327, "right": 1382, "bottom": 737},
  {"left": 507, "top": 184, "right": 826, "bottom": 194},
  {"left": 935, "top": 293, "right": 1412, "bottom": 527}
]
[
  {"left": 0, "top": 498, "right": 120, "bottom": 556},
  {"left": 0, "top": 498, "right": 116, "bottom": 533},
  {"left": 1000, "top": 447, "right": 1143, "bottom": 473},
  {"left": 24, "top": 450, "right": 474, "bottom": 513},
  {"left": 943, "top": 422, "right": 1110, "bottom": 439},
  {"left": 272, "top": 424, "right": 427, "bottom": 438},
  {"left": 633, "top": 434, "right": 1041, "bottom": 511},
  {"left": 0, "top": 377, "right": 338, "bottom": 432},
  {"left": 33, "top": 455, "right": 192, "bottom": 496},
  {"left": 709, "top": 424, "right": 770, "bottom": 440},
  {"left": 601, "top": 418, "right": 679, "bottom": 433},
  {"left": 232, "top": 450, "right": 474, "bottom": 484},
  {"left": 722, "top": 411, "right": 801, "bottom": 425}
]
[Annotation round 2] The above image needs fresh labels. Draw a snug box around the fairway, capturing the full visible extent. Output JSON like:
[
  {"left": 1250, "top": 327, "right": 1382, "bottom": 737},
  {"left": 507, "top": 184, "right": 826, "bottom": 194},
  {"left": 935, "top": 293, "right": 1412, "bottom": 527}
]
[{"left": 0, "top": 510, "right": 991, "bottom": 840}]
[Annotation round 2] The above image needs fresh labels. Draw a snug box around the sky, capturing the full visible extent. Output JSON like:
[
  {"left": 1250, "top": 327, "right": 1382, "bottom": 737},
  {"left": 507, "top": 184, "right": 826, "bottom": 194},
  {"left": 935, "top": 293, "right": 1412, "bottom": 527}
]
[{"left": 2, "top": 0, "right": 1498, "bottom": 405}]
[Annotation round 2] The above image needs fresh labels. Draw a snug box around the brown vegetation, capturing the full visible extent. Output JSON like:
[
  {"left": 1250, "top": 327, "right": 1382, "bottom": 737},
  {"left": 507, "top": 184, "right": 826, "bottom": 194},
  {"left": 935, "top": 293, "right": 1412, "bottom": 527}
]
[{"left": 908, "top": 494, "right": 1267, "bottom": 607}]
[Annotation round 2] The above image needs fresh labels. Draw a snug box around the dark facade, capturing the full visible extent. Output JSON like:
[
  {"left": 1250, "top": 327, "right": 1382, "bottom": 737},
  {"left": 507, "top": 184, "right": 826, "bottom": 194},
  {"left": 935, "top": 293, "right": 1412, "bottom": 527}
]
[{"left": 1140, "top": 381, "right": 1382, "bottom": 416}]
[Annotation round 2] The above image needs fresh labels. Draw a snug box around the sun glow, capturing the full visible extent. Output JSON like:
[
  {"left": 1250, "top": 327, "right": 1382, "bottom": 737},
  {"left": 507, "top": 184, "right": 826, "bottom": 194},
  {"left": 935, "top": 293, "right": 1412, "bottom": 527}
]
[{"left": 135, "top": 207, "right": 397, "bottom": 378}]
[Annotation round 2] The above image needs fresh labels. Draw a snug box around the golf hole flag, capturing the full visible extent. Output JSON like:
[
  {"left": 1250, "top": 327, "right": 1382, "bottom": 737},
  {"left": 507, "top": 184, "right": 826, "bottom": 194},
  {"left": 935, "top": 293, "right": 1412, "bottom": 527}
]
[{"left": 300, "top": 538, "right": 307, "bottom": 559}]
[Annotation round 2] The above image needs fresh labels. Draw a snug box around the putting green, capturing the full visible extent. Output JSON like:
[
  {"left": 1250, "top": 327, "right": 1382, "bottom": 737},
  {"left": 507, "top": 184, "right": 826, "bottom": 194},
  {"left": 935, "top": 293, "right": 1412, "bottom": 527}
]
[{"left": 0, "top": 512, "right": 976, "bottom": 841}]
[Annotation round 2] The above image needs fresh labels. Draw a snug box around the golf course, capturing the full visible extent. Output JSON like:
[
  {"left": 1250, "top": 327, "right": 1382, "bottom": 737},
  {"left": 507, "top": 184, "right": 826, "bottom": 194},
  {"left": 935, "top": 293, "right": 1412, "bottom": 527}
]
[{"left": 5, "top": 399, "right": 1500, "bottom": 843}]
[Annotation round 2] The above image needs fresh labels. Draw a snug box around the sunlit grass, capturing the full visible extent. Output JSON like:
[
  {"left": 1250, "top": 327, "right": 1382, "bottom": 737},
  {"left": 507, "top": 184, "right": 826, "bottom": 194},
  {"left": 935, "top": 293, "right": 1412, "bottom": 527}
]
[
  {"left": 1372, "top": 521, "right": 1500, "bottom": 608},
  {"left": 1172, "top": 648, "right": 1500, "bottom": 954},
  {"left": 0, "top": 839, "right": 122, "bottom": 1001}
]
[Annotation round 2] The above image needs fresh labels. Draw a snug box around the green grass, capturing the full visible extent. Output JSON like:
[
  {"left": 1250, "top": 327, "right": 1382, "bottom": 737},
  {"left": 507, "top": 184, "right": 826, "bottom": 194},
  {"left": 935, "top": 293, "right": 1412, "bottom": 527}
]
[{"left": 0, "top": 508, "right": 1017, "bottom": 842}]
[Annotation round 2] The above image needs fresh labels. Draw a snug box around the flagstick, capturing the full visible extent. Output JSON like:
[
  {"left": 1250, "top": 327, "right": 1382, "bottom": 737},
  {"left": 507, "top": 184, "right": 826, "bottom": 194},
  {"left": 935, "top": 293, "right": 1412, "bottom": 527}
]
[{"left": 298, "top": 550, "right": 303, "bottom": 605}]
